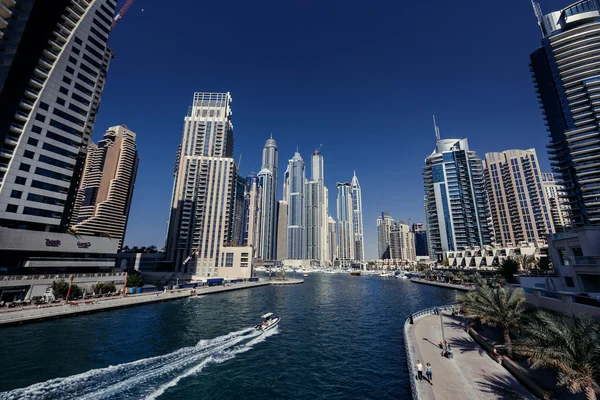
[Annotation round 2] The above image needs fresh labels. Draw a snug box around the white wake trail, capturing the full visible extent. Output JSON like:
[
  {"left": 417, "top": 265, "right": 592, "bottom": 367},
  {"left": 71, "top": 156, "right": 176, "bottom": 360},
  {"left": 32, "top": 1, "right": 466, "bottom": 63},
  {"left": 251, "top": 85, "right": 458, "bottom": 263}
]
[{"left": 0, "top": 327, "right": 277, "bottom": 400}]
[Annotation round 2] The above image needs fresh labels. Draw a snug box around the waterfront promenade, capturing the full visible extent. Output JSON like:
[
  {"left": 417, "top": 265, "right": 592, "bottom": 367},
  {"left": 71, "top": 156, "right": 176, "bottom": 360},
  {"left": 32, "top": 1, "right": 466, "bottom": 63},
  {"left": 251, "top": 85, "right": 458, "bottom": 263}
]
[
  {"left": 0, "top": 278, "right": 303, "bottom": 327},
  {"left": 410, "top": 278, "right": 471, "bottom": 292},
  {"left": 406, "top": 308, "right": 534, "bottom": 400}
]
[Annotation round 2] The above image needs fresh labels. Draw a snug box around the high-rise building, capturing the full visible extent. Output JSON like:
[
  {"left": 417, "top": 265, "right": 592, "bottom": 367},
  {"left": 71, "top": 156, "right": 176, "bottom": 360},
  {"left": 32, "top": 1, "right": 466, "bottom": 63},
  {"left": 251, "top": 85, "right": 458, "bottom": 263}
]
[
  {"left": 257, "top": 136, "right": 278, "bottom": 260},
  {"left": 483, "top": 149, "right": 554, "bottom": 246},
  {"left": 276, "top": 200, "right": 287, "bottom": 261},
  {"left": 286, "top": 151, "right": 306, "bottom": 260},
  {"left": 306, "top": 149, "right": 329, "bottom": 264},
  {"left": 389, "top": 221, "right": 416, "bottom": 261},
  {"left": 242, "top": 173, "right": 261, "bottom": 257},
  {"left": 423, "top": 134, "right": 493, "bottom": 260},
  {"left": 70, "top": 125, "right": 139, "bottom": 249},
  {"left": 0, "top": 0, "right": 115, "bottom": 231},
  {"left": 376, "top": 211, "right": 393, "bottom": 259},
  {"left": 542, "top": 172, "right": 571, "bottom": 232},
  {"left": 530, "top": 1, "right": 600, "bottom": 225},
  {"left": 328, "top": 215, "right": 337, "bottom": 264},
  {"left": 336, "top": 182, "right": 354, "bottom": 267},
  {"left": 351, "top": 172, "right": 365, "bottom": 262},
  {"left": 166, "top": 92, "right": 243, "bottom": 276},
  {"left": 412, "top": 223, "right": 429, "bottom": 257}
]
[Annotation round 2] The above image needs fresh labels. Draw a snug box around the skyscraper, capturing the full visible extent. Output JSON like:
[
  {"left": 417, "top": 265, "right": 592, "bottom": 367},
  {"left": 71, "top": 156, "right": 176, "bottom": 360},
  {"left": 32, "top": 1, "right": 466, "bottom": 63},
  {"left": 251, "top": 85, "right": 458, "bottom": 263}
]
[
  {"left": 336, "top": 182, "right": 354, "bottom": 267},
  {"left": 0, "top": 0, "right": 115, "bottom": 231},
  {"left": 530, "top": 1, "right": 600, "bottom": 225},
  {"left": 412, "top": 223, "right": 429, "bottom": 257},
  {"left": 389, "top": 221, "right": 416, "bottom": 262},
  {"left": 166, "top": 92, "right": 240, "bottom": 275},
  {"left": 306, "top": 148, "right": 329, "bottom": 264},
  {"left": 242, "top": 173, "right": 261, "bottom": 257},
  {"left": 328, "top": 216, "right": 337, "bottom": 264},
  {"left": 423, "top": 133, "right": 493, "bottom": 260},
  {"left": 376, "top": 211, "right": 393, "bottom": 259},
  {"left": 483, "top": 149, "right": 554, "bottom": 246},
  {"left": 286, "top": 151, "right": 306, "bottom": 260},
  {"left": 257, "top": 136, "right": 278, "bottom": 260},
  {"left": 351, "top": 172, "right": 365, "bottom": 262},
  {"left": 541, "top": 173, "right": 571, "bottom": 232},
  {"left": 70, "top": 125, "right": 139, "bottom": 249}
]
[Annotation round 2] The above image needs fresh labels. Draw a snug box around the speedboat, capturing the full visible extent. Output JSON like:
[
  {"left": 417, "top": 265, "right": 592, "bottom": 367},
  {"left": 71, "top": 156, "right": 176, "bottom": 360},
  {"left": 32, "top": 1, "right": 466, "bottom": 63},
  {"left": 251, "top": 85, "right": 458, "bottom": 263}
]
[{"left": 255, "top": 312, "right": 280, "bottom": 332}]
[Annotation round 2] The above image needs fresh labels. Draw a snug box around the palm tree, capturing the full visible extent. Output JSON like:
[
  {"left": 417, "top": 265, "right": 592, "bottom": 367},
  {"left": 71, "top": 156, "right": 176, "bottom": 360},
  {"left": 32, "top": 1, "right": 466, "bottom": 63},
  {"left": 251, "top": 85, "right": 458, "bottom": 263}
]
[
  {"left": 499, "top": 259, "right": 520, "bottom": 283},
  {"left": 458, "top": 278, "right": 526, "bottom": 350},
  {"left": 514, "top": 311, "right": 600, "bottom": 400}
]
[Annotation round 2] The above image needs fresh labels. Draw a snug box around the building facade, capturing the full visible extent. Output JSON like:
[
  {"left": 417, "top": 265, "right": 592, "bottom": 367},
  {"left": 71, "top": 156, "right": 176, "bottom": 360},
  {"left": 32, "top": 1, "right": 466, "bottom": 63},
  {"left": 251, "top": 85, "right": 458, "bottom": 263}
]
[
  {"left": 531, "top": 1, "right": 600, "bottom": 226},
  {"left": 412, "top": 222, "right": 429, "bottom": 257},
  {"left": 286, "top": 151, "right": 306, "bottom": 260},
  {"left": 70, "top": 125, "right": 139, "bottom": 249},
  {"left": 305, "top": 149, "right": 329, "bottom": 264},
  {"left": 0, "top": 0, "right": 115, "bottom": 231},
  {"left": 242, "top": 173, "right": 261, "bottom": 257},
  {"left": 483, "top": 149, "right": 554, "bottom": 246},
  {"left": 328, "top": 215, "right": 337, "bottom": 264},
  {"left": 336, "top": 182, "right": 354, "bottom": 267},
  {"left": 166, "top": 93, "right": 251, "bottom": 277},
  {"left": 542, "top": 172, "right": 571, "bottom": 232},
  {"left": 351, "top": 172, "right": 365, "bottom": 262},
  {"left": 376, "top": 211, "right": 393, "bottom": 259},
  {"left": 257, "top": 136, "right": 278, "bottom": 260},
  {"left": 424, "top": 137, "right": 493, "bottom": 260},
  {"left": 389, "top": 220, "right": 416, "bottom": 261}
]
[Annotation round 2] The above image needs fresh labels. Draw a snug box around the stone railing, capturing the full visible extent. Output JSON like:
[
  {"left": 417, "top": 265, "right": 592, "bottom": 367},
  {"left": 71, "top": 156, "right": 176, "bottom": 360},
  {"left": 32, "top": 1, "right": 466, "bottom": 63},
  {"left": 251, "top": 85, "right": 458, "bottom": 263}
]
[
  {"left": 404, "top": 304, "right": 455, "bottom": 400},
  {"left": 1, "top": 272, "right": 126, "bottom": 282}
]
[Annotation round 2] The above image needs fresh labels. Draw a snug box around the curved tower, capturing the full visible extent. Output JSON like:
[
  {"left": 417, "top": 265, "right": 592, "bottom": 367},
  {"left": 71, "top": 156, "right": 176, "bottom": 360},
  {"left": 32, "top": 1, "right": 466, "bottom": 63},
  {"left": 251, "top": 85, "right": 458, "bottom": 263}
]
[
  {"left": 257, "top": 136, "right": 278, "bottom": 260},
  {"left": 351, "top": 172, "right": 365, "bottom": 262}
]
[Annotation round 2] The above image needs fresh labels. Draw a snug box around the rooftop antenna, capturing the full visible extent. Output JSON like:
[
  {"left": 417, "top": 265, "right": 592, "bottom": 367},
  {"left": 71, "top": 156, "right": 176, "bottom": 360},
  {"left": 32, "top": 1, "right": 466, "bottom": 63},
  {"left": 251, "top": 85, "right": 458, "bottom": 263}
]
[
  {"left": 237, "top": 154, "right": 242, "bottom": 170},
  {"left": 317, "top": 143, "right": 323, "bottom": 152},
  {"left": 433, "top": 115, "right": 441, "bottom": 141},
  {"left": 531, "top": 1, "right": 545, "bottom": 36},
  {"left": 270, "top": 132, "right": 273, "bottom": 139}
]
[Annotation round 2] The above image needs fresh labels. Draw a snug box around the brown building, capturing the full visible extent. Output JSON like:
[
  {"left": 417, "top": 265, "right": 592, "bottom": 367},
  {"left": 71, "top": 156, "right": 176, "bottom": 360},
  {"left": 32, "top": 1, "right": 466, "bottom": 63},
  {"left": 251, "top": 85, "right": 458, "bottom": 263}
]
[{"left": 70, "top": 125, "right": 139, "bottom": 249}]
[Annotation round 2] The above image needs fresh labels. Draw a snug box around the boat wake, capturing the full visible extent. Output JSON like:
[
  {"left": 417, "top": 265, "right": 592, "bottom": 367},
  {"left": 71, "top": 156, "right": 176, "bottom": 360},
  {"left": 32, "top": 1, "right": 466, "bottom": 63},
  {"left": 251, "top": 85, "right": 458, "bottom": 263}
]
[{"left": 0, "top": 327, "right": 277, "bottom": 400}]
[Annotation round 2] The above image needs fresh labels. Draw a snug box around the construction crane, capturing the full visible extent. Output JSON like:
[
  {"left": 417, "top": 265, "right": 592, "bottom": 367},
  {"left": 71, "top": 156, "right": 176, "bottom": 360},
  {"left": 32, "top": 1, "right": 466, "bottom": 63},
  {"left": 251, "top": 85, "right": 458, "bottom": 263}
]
[
  {"left": 182, "top": 248, "right": 198, "bottom": 267},
  {"left": 112, "top": 0, "right": 135, "bottom": 28}
]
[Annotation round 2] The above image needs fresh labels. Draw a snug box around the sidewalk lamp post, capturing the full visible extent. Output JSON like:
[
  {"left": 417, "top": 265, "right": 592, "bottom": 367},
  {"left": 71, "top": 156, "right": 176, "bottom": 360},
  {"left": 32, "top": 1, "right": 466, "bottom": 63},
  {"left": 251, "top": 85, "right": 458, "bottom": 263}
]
[{"left": 440, "top": 308, "right": 446, "bottom": 344}]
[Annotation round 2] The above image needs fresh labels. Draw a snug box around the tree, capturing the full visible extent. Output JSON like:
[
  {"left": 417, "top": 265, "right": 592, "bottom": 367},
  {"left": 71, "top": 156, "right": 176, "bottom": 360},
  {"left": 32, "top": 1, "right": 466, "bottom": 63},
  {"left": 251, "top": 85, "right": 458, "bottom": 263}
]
[
  {"left": 51, "top": 279, "right": 82, "bottom": 300},
  {"left": 537, "top": 257, "right": 552, "bottom": 271},
  {"left": 521, "top": 254, "right": 536, "bottom": 270},
  {"left": 515, "top": 311, "right": 600, "bottom": 400},
  {"left": 131, "top": 246, "right": 140, "bottom": 253},
  {"left": 147, "top": 245, "right": 158, "bottom": 253},
  {"left": 121, "top": 245, "right": 131, "bottom": 253},
  {"left": 441, "top": 258, "right": 450, "bottom": 267},
  {"left": 499, "top": 259, "right": 520, "bottom": 283},
  {"left": 126, "top": 274, "right": 144, "bottom": 288},
  {"left": 458, "top": 278, "right": 526, "bottom": 351},
  {"left": 93, "top": 282, "right": 116, "bottom": 294}
]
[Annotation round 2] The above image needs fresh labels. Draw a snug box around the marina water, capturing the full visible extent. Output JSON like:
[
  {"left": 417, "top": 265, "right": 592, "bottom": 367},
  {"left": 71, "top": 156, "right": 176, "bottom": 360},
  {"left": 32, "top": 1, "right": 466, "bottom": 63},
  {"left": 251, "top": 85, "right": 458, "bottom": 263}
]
[{"left": 0, "top": 274, "right": 456, "bottom": 399}]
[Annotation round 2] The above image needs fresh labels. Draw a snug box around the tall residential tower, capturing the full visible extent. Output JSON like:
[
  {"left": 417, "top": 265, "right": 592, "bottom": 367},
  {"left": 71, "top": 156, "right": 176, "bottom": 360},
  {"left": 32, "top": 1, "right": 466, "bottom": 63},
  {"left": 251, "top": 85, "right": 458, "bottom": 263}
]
[
  {"left": 0, "top": 0, "right": 115, "bottom": 231},
  {"left": 336, "top": 182, "right": 354, "bottom": 267},
  {"left": 351, "top": 172, "right": 365, "bottom": 262},
  {"left": 257, "top": 136, "right": 278, "bottom": 260},
  {"left": 286, "top": 151, "right": 306, "bottom": 260}
]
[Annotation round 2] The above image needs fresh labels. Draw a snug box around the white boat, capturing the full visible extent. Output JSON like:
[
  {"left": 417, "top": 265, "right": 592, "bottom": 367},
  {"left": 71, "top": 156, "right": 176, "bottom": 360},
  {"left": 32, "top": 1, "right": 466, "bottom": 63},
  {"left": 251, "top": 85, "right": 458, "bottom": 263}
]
[
  {"left": 395, "top": 273, "right": 409, "bottom": 279},
  {"left": 255, "top": 312, "right": 280, "bottom": 332},
  {"left": 303, "top": 272, "right": 309, "bottom": 277}
]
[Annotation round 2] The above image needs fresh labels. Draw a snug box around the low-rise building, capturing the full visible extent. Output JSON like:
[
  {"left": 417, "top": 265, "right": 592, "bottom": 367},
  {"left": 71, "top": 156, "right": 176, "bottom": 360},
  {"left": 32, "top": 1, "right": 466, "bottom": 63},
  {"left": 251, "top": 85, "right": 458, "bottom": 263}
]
[{"left": 444, "top": 242, "right": 547, "bottom": 269}]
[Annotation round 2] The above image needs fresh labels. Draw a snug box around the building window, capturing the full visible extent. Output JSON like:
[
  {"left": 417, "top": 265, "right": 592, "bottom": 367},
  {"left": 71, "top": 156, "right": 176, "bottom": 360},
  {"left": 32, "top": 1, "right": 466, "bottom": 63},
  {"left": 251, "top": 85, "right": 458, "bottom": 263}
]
[
  {"left": 28, "top": 137, "right": 38, "bottom": 146},
  {"left": 225, "top": 253, "right": 234, "bottom": 267},
  {"left": 10, "top": 190, "right": 22, "bottom": 199},
  {"left": 22, "top": 206, "right": 62, "bottom": 219},
  {"left": 564, "top": 276, "right": 575, "bottom": 287},
  {"left": 32, "top": 125, "right": 42, "bottom": 134},
  {"left": 69, "top": 56, "right": 78, "bottom": 65},
  {"left": 57, "top": 97, "right": 66, "bottom": 106},
  {"left": 557, "top": 248, "right": 566, "bottom": 265},
  {"left": 62, "top": 76, "right": 72, "bottom": 85},
  {"left": 66, "top": 66, "right": 75, "bottom": 75},
  {"left": 59, "top": 86, "right": 69, "bottom": 95},
  {"left": 74, "top": 36, "right": 83, "bottom": 45},
  {"left": 35, "top": 113, "right": 46, "bottom": 122},
  {"left": 39, "top": 102, "right": 49, "bottom": 111},
  {"left": 72, "top": 47, "right": 80, "bottom": 55},
  {"left": 15, "top": 176, "right": 26, "bottom": 185},
  {"left": 19, "top": 163, "right": 30, "bottom": 172},
  {"left": 572, "top": 247, "right": 583, "bottom": 257},
  {"left": 6, "top": 204, "right": 18, "bottom": 213},
  {"left": 23, "top": 150, "right": 34, "bottom": 159}
]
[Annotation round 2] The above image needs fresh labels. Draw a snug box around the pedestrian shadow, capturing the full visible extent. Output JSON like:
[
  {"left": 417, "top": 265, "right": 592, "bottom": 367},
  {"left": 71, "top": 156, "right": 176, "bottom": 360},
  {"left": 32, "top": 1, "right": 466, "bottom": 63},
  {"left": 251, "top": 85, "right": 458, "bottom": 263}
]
[
  {"left": 475, "top": 373, "right": 536, "bottom": 399},
  {"left": 422, "top": 337, "right": 443, "bottom": 349},
  {"left": 446, "top": 336, "right": 484, "bottom": 355}
]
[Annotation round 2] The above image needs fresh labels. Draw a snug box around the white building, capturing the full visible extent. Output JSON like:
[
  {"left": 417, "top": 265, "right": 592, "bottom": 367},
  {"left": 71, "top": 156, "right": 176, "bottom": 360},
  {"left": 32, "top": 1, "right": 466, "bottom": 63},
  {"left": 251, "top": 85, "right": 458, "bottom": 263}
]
[
  {"left": 305, "top": 149, "right": 329, "bottom": 265},
  {"left": 389, "top": 221, "right": 416, "bottom": 262},
  {"left": 444, "top": 242, "right": 547, "bottom": 269},
  {"left": 166, "top": 93, "right": 251, "bottom": 279},
  {"left": 351, "top": 172, "right": 365, "bottom": 262},
  {"left": 541, "top": 173, "right": 571, "bottom": 232},
  {"left": 336, "top": 182, "right": 354, "bottom": 267}
]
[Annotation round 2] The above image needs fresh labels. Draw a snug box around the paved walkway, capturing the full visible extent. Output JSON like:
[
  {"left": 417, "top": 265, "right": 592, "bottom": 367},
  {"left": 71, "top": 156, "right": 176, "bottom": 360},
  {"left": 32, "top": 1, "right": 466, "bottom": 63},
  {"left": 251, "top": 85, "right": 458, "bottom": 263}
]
[{"left": 409, "top": 311, "right": 535, "bottom": 400}]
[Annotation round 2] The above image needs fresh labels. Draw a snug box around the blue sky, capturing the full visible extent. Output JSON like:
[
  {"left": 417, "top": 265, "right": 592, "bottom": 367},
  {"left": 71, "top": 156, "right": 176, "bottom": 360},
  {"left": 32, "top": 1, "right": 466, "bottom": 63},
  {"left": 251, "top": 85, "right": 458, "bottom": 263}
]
[{"left": 95, "top": 0, "right": 568, "bottom": 259}]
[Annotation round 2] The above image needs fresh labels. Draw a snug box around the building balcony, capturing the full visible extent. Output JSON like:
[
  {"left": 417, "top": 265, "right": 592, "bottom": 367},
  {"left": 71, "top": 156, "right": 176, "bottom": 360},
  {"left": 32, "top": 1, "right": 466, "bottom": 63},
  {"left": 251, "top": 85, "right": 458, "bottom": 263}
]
[
  {"left": 9, "top": 123, "right": 23, "bottom": 134},
  {"left": 19, "top": 99, "right": 34, "bottom": 110},
  {"left": 24, "top": 88, "right": 39, "bottom": 99}
]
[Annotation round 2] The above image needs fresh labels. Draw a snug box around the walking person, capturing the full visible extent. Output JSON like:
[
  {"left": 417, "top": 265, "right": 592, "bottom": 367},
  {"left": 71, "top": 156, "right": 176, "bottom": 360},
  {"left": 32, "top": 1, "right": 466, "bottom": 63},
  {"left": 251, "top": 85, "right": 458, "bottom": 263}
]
[
  {"left": 416, "top": 360, "right": 423, "bottom": 381},
  {"left": 426, "top": 362, "right": 432, "bottom": 385}
]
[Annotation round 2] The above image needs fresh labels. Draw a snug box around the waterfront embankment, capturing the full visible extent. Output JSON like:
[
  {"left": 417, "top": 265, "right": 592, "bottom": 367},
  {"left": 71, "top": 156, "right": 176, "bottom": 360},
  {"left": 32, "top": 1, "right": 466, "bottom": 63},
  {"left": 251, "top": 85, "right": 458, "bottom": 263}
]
[
  {"left": 410, "top": 278, "right": 471, "bottom": 292},
  {"left": 0, "top": 278, "right": 303, "bottom": 327},
  {"left": 404, "top": 306, "right": 535, "bottom": 400}
]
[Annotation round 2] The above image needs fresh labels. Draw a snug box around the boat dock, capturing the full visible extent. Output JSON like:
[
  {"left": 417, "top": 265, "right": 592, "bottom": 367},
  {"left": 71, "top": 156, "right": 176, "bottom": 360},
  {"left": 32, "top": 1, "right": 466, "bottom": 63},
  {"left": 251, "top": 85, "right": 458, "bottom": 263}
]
[
  {"left": 410, "top": 278, "right": 471, "bottom": 292},
  {"left": 0, "top": 278, "right": 303, "bottom": 328}
]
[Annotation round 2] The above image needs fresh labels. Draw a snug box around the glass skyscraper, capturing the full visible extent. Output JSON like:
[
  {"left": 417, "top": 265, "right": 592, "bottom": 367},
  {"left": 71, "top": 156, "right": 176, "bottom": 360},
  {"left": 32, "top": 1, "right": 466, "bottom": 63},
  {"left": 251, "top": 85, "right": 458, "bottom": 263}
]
[
  {"left": 531, "top": 1, "right": 600, "bottom": 225},
  {"left": 351, "top": 172, "right": 365, "bottom": 262},
  {"left": 257, "top": 136, "right": 278, "bottom": 260},
  {"left": 423, "top": 137, "right": 493, "bottom": 260},
  {"left": 286, "top": 151, "right": 306, "bottom": 260},
  {"left": 336, "top": 182, "right": 354, "bottom": 267}
]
